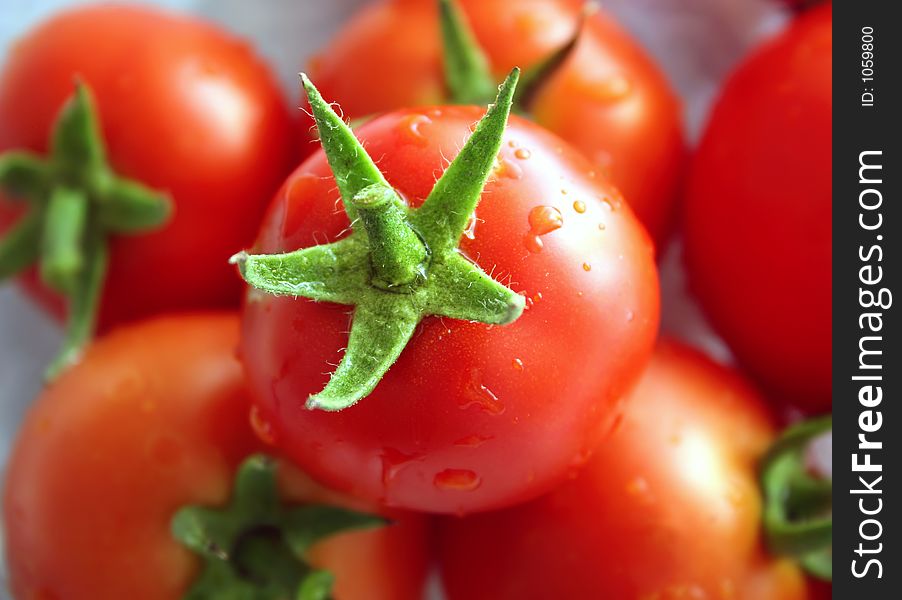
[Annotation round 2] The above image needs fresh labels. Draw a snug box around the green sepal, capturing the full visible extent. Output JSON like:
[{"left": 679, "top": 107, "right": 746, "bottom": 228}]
[
  {"left": 300, "top": 74, "right": 397, "bottom": 224},
  {"left": 297, "top": 570, "right": 334, "bottom": 600},
  {"left": 239, "top": 72, "right": 524, "bottom": 411},
  {"left": 51, "top": 82, "right": 106, "bottom": 173},
  {"left": 0, "top": 209, "right": 42, "bottom": 279},
  {"left": 411, "top": 68, "right": 518, "bottom": 254},
  {"left": 438, "top": 0, "right": 496, "bottom": 105},
  {"left": 96, "top": 176, "right": 172, "bottom": 233},
  {"left": 515, "top": 10, "right": 585, "bottom": 111},
  {"left": 0, "top": 151, "right": 49, "bottom": 200},
  {"left": 0, "top": 81, "right": 171, "bottom": 379},
  {"left": 760, "top": 415, "right": 833, "bottom": 581},
  {"left": 173, "top": 455, "right": 386, "bottom": 600}
]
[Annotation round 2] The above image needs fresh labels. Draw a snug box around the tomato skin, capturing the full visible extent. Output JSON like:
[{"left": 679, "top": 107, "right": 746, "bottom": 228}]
[
  {"left": 306, "top": 0, "right": 685, "bottom": 246},
  {"left": 684, "top": 5, "right": 832, "bottom": 413},
  {"left": 242, "top": 105, "right": 659, "bottom": 515},
  {"left": 0, "top": 5, "right": 295, "bottom": 330},
  {"left": 437, "top": 341, "right": 811, "bottom": 600},
  {"left": 2, "top": 314, "right": 429, "bottom": 600}
]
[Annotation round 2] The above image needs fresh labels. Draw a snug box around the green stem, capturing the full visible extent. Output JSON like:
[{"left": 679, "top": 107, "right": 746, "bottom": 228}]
[
  {"left": 350, "top": 184, "right": 428, "bottom": 290},
  {"left": 45, "top": 233, "right": 107, "bottom": 381},
  {"left": 760, "top": 415, "right": 832, "bottom": 581},
  {"left": 438, "top": 0, "right": 496, "bottom": 105},
  {"left": 39, "top": 186, "right": 89, "bottom": 294},
  {"left": 238, "top": 72, "right": 524, "bottom": 410}
]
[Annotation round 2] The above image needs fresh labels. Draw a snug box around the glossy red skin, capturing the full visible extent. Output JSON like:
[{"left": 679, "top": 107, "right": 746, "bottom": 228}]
[
  {"left": 305, "top": 0, "right": 685, "bottom": 247},
  {"left": 2, "top": 314, "right": 429, "bottom": 600},
  {"left": 438, "top": 341, "right": 812, "bottom": 599},
  {"left": 684, "top": 5, "right": 832, "bottom": 414},
  {"left": 0, "top": 5, "right": 295, "bottom": 330},
  {"left": 242, "top": 106, "right": 659, "bottom": 515}
]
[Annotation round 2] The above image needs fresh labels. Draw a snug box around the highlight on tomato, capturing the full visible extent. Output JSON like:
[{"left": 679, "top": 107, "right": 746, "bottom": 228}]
[
  {"left": 438, "top": 340, "right": 832, "bottom": 599},
  {"left": 0, "top": 4, "right": 296, "bottom": 377},
  {"left": 304, "top": 0, "right": 686, "bottom": 246},
  {"left": 236, "top": 71, "right": 659, "bottom": 514},
  {"left": 683, "top": 4, "right": 832, "bottom": 413},
  {"left": 2, "top": 313, "right": 429, "bottom": 600}
]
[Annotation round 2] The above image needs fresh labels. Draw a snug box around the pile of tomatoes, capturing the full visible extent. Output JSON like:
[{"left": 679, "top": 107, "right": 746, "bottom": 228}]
[{"left": 0, "top": 1, "right": 832, "bottom": 598}]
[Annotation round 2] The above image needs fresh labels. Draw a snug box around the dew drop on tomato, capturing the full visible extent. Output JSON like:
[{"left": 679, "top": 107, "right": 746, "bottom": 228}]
[
  {"left": 573, "top": 200, "right": 587, "bottom": 214},
  {"left": 527, "top": 206, "right": 563, "bottom": 235},
  {"left": 249, "top": 405, "right": 278, "bottom": 446},
  {"left": 514, "top": 148, "right": 532, "bottom": 160},
  {"left": 434, "top": 469, "right": 482, "bottom": 492}
]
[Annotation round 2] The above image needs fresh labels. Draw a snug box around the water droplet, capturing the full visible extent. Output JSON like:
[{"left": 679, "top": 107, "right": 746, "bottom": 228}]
[
  {"left": 434, "top": 469, "right": 482, "bottom": 491},
  {"left": 514, "top": 148, "right": 532, "bottom": 160},
  {"left": 598, "top": 222, "right": 606, "bottom": 231},
  {"left": 512, "top": 358, "right": 524, "bottom": 371},
  {"left": 523, "top": 233, "right": 544, "bottom": 254},
  {"left": 495, "top": 157, "right": 523, "bottom": 180},
  {"left": 626, "top": 310, "right": 635, "bottom": 322},
  {"left": 600, "top": 198, "right": 614, "bottom": 211},
  {"left": 249, "top": 405, "right": 278, "bottom": 446},
  {"left": 560, "top": 188, "right": 569, "bottom": 196},
  {"left": 573, "top": 200, "right": 586, "bottom": 214},
  {"left": 582, "top": 262, "right": 592, "bottom": 272},
  {"left": 381, "top": 448, "right": 423, "bottom": 485},
  {"left": 454, "top": 434, "right": 493, "bottom": 448},
  {"left": 528, "top": 206, "right": 563, "bottom": 235},
  {"left": 460, "top": 382, "right": 505, "bottom": 415},
  {"left": 398, "top": 114, "right": 432, "bottom": 145},
  {"left": 531, "top": 292, "right": 543, "bottom": 304}
]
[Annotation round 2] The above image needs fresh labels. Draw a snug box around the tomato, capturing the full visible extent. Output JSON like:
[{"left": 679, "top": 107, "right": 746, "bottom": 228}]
[
  {"left": 305, "top": 0, "right": 685, "bottom": 246},
  {"left": 2, "top": 314, "right": 429, "bottom": 600},
  {"left": 683, "top": 4, "right": 832, "bottom": 413},
  {"left": 437, "top": 340, "right": 813, "bottom": 599},
  {"left": 240, "top": 76, "right": 659, "bottom": 515},
  {"left": 0, "top": 5, "right": 295, "bottom": 333}
]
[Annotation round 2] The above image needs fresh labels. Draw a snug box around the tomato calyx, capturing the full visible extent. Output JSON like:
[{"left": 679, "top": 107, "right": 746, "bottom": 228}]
[
  {"left": 234, "top": 71, "right": 525, "bottom": 411},
  {"left": 438, "top": 0, "right": 584, "bottom": 112},
  {"left": 173, "top": 455, "right": 385, "bottom": 600},
  {"left": 0, "top": 82, "right": 171, "bottom": 378},
  {"left": 760, "top": 415, "right": 833, "bottom": 581}
]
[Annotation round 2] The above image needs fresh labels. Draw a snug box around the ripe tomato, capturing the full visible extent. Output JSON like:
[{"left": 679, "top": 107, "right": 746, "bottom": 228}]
[
  {"left": 305, "top": 0, "right": 685, "bottom": 246},
  {"left": 0, "top": 5, "right": 295, "bottom": 331},
  {"left": 241, "top": 86, "right": 659, "bottom": 515},
  {"left": 2, "top": 314, "right": 429, "bottom": 600},
  {"left": 437, "top": 341, "right": 812, "bottom": 599},
  {"left": 684, "top": 5, "right": 832, "bottom": 413}
]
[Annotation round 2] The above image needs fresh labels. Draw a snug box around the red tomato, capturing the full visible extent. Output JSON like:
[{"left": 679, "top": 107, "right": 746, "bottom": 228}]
[
  {"left": 2, "top": 314, "right": 429, "bottom": 600},
  {"left": 241, "top": 104, "right": 659, "bottom": 515},
  {"left": 0, "top": 5, "right": 295, "bottom": 330},
  {"left": 437, "top": 340, "right": 812, "bottom": 599},
  {"left": 684, "top": 5, "right": 832, "bottom": 413},
  {"left": 305, "top": 0, "right": 685, "bottom": 246}
]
